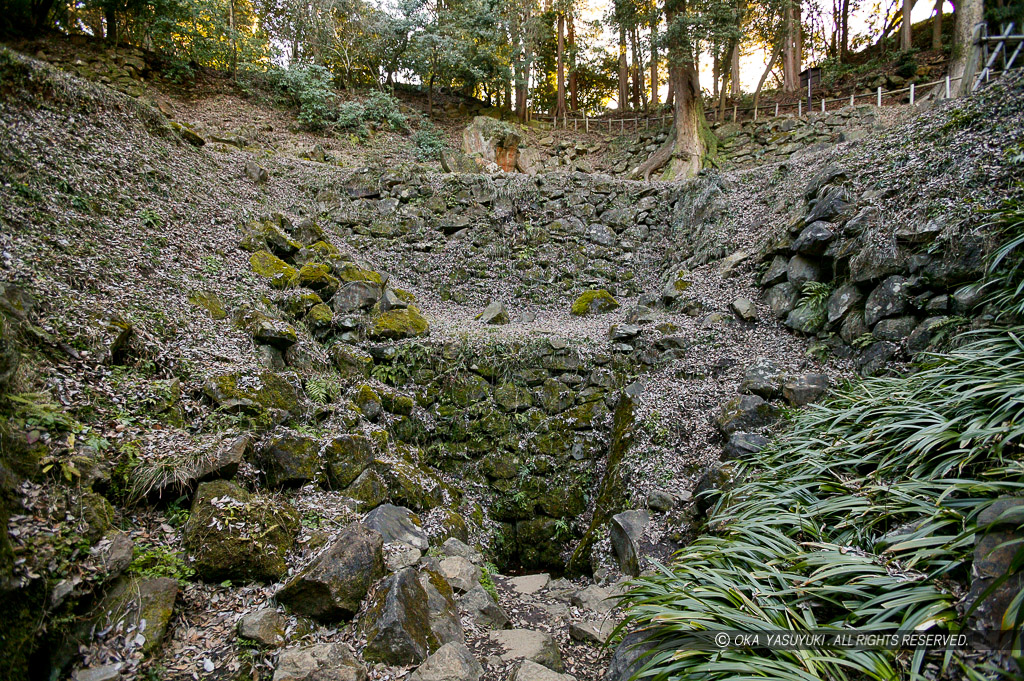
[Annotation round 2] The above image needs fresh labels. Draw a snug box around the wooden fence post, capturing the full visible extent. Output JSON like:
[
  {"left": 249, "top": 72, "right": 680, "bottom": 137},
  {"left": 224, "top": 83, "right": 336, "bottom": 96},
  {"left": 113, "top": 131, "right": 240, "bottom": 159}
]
[
  {"left": 877, "top": 86, "right": 882, "bottom": 107},
  {"left": 850, "top": 93, "right": 854, "bottom": 106},
  {"left": 732, "top": 104, "right": 737, "bottom": 122},
  {"left": 821, "top": 98, "right": 825, "bottom": 113},
  {"left": 910, "top": 83, "right": 915, "bottom": 105},
  {"left": 945, "top": 75, "right": 951, "bottom": 98},
  {"left": 798, "top": 100, "right": 802, "bottom": 116},
  {"left": 775, "top": 102, "right": 779, "bottom": 117}
]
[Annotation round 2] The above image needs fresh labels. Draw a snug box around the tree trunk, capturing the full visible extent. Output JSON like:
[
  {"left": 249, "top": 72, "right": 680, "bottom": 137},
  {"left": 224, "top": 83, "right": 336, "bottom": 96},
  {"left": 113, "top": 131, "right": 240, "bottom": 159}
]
[
  {"left": 932, "top": 0, "right": 943, "bottom": 49},
  {"left": 949, "top": 0, "right": 983, "bottom": 95},
  {"left": 105, "top": 4, "right": 117, "bottom": 44},
  {"left": 229, "top": 0, "right": 237, "bottom": 80},
  {"left": 428, "top": 73, "right": 435, "bottom": 115},
  {"left": 840, "top": 0, "right": 851, "bottom": 61},
  {"left": 782, "top": 1, "right": 800, "bottom": 92},
  {"left": 730, "top": 39, "right": 740, "bottom": 97},
  {"left": 901, "top": 0, "right": 913, "bottom": 50},
  {"left": 753, "top": 40, "right": 782, "bottom": 110},
  {"left": 650, "top": 14, "right": 659, "bottom": 107},
  {"left": 556, "top": 12, "right": 567, "bottom": 117},
  {"left": 618, "top": 23, "right": 629, "bottom": 109},
  {"left": 632, "top": 27, "right": 643, "bottom": 110},
  {"left": 32, "top": 0, "right": 55, "bottom": 32},
  {"left": 568, "top": 15, "right": 578, "bottom": 110}
]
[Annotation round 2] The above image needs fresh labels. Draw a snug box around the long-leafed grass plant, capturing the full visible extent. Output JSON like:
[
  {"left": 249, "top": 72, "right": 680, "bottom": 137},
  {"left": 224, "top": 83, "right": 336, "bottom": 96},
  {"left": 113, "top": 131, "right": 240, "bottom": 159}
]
[{"left": 616, "top": 197, "right": 1024, "bottom": 681}]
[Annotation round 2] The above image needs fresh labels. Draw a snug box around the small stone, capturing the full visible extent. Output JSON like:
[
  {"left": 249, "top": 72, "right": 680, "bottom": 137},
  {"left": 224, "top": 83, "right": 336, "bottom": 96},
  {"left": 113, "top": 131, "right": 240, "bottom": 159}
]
[
  {"left": 72, "top": 665, "right": 122, "bottom": 681},
  {"left": 272, "top": 643, "right": 366, "bottom": 681},
  {"left": 363, "top": 504, "right": 429, "bottom": 550},
  {"left": 569, "top": 620, "right": 615, "bottom": 645},
  {"left": 647, "top": 490, "right": 675, "bottom": 512},
  {"left": 245, "top": 161, "right": 269, "bottom": 183},
  {"left": 782, "top": 374, "right": 829, "bottom": 406},
  {"left": 511, "top": 660, "right": 577, "bottom": 681},
  {"left": 488, "top": 629, "right": 564, "bottom": 672},
  {"left": 408, "top": 642, "right": 483, "bottom": 681},
  {"left": 459, "top": 585, "right": 509, "bottom": 629},
  {"left": 610, "top": 510, "right": 649, "bottom": 577},
  {"left": 238, "top": 609, "right": 287, "bottom": 647},
  {"left": 722, "top": 432, "right": 769, "bottom": 460},
  {"left": 730, "top": 297, "right": 757, "bottom": 321},
  {"left": 570, "top": 585, "right": 614, "bottom": 614},
  {"left": 478, "top": 300, "right": 509, "bottom": 325}
]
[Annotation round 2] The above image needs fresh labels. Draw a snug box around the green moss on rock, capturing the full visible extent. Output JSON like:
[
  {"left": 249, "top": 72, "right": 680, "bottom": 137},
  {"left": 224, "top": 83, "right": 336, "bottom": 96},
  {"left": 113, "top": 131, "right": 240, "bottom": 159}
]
[
  {"left": 250, "top": 250, "right": 299, "bottom": 289},
  {"left": 188, "top": 290, "right": 228, "bottom": 319},
  {"left": 367, "top": 306, "right": 429, "bottom": 340},
  {"left": 337, "top": 263, "right": 384, "bottom": 285},
  {"left": 570, "top": 289, "right": 619, "bottom": 316}
]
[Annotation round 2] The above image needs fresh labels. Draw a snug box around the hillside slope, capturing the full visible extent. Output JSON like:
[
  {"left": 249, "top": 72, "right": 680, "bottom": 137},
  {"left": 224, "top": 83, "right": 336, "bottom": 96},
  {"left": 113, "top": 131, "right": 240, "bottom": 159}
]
[{"left": 0, "top": 46, "right": 1022, "bottom": 681}]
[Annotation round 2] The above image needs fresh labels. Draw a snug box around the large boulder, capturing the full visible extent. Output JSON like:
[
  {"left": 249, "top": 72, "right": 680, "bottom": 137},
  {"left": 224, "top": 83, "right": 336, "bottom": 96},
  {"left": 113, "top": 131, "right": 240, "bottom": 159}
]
[
  {"left": 418, "top": 569, "right": 464, "bottom": 646},
  {"left": 459, "top": 585, "right": 510, "bottom": 629},
  {"left": 571, "top": 289, "right": 619, "bottom": 316},
  {"left": 512, "top": 660, "right": 577, "bottom": 681},
  {"left": 363, "top": 504, "right": 429, "bottom": 550},
  {"left": 361, "top": 567, "right": 439, "bottom": 666},
  {"left": 323, "top": 434, "right": 374, "bottom": 489},
  {"left": 276, "top": 523, "right": 385, "bottom": 621},
  {"left": 93, "top": 576, "right": 179, "bottom": 655},
  {"left": 367, "top": 306, "right": 430, "bottom": 340},
  {"left": 864, "top": 276, "right": 908, "bottom": 327},
  {"left": 238, "top": 609, "right": 288, "bottom": 647},
  {"left": 203, "top": 371, "right": 303, "bottom": 416},
  {"left": 440, "top": 149, "right": 482, "bottom": 174},
  {"left": 272, "top": 643, "right": 366, "bottom": 681},
  {"left": 605, "top": 631, "right": 656, "bottom": 681},
  {"left": 258, "top": 432, "right": 321, "bottom": 488},
  {"left": 183, "top": 480, "right": 299, "bottom": 582},
  {"left": 462, "top": 117, "right": 521, "bottom": 172}
]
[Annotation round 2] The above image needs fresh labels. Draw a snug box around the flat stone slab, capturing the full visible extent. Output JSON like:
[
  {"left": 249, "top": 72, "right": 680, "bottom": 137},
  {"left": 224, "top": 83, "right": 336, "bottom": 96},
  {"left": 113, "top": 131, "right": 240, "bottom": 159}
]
[{"left": 508, "top": 573, "right": 550, "bottom": 595}]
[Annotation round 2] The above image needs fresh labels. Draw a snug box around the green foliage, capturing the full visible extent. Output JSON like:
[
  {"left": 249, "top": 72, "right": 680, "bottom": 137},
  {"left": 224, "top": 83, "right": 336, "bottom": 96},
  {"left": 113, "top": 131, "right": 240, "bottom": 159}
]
[
  {"left": 273, "top": 64, "right": 337, "bottom": 130},
  {"left": 306, "top": 373, "right": 343, "bottom": 404},
  {"left": 364, "top": 90, "right": 408, "bottom": 131},
  {"left": 129, "top": 543, "right": 195, "bottom": 585},
  {"left": 412, "top": 119, "right": 447, "bottom": 160},
  {"left": 480, "top": 561, "right": 500, "bottom": 601},
  {"left": 795, "top": 280, "right": 833, "bottom": 328}
]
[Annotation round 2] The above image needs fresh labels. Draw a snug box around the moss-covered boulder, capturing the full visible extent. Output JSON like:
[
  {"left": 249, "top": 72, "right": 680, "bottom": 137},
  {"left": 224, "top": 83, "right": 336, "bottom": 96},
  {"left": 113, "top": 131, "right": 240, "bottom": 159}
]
[
  {"left": 250, "top": 250, "right": 299, "bottom": 289},
  {"left": 258, "top": 432, "right": 320, "bottom": 488},
  {"left": 537, "top": 379, "right": 574, "bottom": 414},
  {"left": 298, "top": 263, "right": 341, "bottom": 299},
  {"left": 382, "top": 391, "right": 415, "bottom": 416},
  {"left": 361, "top": 567, "right": 439, "bottom": 665},
  {"left": 515, "top": 517, "right": 565, "bottom": 570},
  {"left": 236, "top": 308, "right": 298, "bottom": 349},
  {"left": 494, "top": 383, "right": 533, "bottom": 413},
  {"left": 367, "top": 306, "right": 429, "bottom": 341},
  {"left": 323, "top": 434, "right": 374, "bottom": 489},
  {"left": 377, "top": 459, "right": 447, "bottom": 511},
  {"left": 93, "top": 576, "right": 179, "bottom": 655},
  {"left": 571, "top": 289, "right": 619, "bottom": 316},
  {"left": 276, "top": 523, "right": 384, "bottom": 621},
  {"left": 333, "top": 344, "right": 374, "bottom": 380},
  {"left": 346, "top": 468, "right": 387, "bottom": 510},
  {"left": 183, "top": 480, "right": 299, "bottom": 582},
  {"left": 715, "top": 395, "right": 779, "bottom": 436},
  {"left": 353, "top": 384, "right": 382, "bottom": 420},
  {"left": 274, "top": 290, "right": 324, "bottom": 318},
  {"left": 203, "top": 371, "right": 303, "bottom": 416},
  {"left": 337, "top": 263, "right": 384, "bottom": 285}
]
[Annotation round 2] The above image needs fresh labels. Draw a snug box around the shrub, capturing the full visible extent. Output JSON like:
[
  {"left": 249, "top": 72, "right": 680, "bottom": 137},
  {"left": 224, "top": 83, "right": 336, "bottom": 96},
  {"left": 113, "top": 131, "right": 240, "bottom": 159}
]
[
  {"left": 364, "top": 90, "right": 408, "bottom": 131},
  {"left": 412, "top": 120, "right": 447, "bottom": 161},
  {"left": 273, "top": 64, "right": 337, "bottom": 130}
]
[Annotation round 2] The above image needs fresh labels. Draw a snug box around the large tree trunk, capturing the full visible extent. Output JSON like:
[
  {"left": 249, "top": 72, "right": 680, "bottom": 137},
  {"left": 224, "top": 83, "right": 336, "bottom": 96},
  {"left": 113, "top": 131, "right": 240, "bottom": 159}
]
[
  {"left": 32, "top": 0, "right": 56, "bottom": 32},
  {"left": 949, "top": 0, "right": 984, "bottom": 95},
  {"left": 932, "top": 0, "right": 943, "bottom": 49},
  {"left": 840, "top": 0, "right": 851, "bottom": 61},
  {"left": 105, "top": 4, "right": 118, "bottom": 44},
  {"left": 730, "top": 40, "right": 740, "bottom": 96},
  {"left": 650, "top": 14, "right": 659, "bottom": 107},
  {"left": 632, "top": 27, "right": 643, "bottom": 110},
  {"left": 618, "top": 24, "right": 629, "bottom": 110},
  {"left": 568, "top": 15, "right": 578, "bottom": 110},
  {"left": 782, "top": 1, "right": 800, "bottom": 92},
  {"left": 901, "top": 0, "right": 913, "bottom": 50},
  {"left": 556, "top": 12, "right": 567, "bottom": 117},
  {"left": 635, "top": 56, "right": 706, "bottom": 179}
]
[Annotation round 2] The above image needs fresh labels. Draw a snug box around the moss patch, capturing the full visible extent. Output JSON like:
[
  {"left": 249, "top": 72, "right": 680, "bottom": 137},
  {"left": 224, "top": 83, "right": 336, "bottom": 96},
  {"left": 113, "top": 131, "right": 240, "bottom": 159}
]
[
  {"left": 570, "top": 289, "right": 619, "bottom": 316},
  {"left": 250, "top": 250, "right": 298, "bottom": 289},
  {"left": 367, "top": 306, "right": 429, "bottom": 340},
  {"left": 337, "top": 263, "right": 383, "bottom": 285}
]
